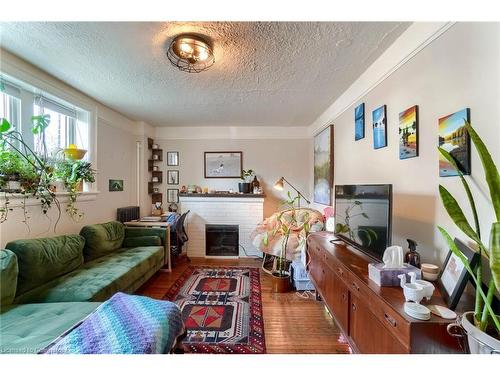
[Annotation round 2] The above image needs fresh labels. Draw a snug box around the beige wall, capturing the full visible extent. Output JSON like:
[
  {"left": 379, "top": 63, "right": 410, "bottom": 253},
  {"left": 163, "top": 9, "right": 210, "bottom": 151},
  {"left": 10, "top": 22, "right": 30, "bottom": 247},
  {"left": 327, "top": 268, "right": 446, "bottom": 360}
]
[
  {"left": 312, "top": 23, "right": 499, "bottom": 264},
  {"left": 0, "top": 51, "right": 141, "bottom": 247},
  {"left": 155, "top": 138, "right": 312, "bottom": 218}
]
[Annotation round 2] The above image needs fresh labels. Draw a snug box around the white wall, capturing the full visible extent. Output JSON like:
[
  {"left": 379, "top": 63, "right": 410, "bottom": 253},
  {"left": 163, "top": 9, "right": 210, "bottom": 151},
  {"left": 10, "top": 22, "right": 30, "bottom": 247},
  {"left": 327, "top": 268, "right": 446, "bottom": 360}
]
[
  {"left": 155, "top": 137, "right": 312, "bottom": 218},
  {"left": 311, "top": 23, "right": 500, "bottom": 264},
  {"left": 0, "top": 50, "right": 142, "bottom": 247}
]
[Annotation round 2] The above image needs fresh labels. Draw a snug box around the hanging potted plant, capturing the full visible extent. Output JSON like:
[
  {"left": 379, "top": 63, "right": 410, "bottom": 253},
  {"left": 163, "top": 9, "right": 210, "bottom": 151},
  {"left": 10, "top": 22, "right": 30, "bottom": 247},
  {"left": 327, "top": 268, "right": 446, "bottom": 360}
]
[
  {"left": 0, "top": 150, "right": 23, "bottom": 192},
  {"left": 54, "top": 158, "right": 96, "bottom": 220},
  {"left": 239, "top": 169, "right": 254, "bottom": 194},
  {"left": 437, "top": 121, "right": 499, "bottom": 354}
]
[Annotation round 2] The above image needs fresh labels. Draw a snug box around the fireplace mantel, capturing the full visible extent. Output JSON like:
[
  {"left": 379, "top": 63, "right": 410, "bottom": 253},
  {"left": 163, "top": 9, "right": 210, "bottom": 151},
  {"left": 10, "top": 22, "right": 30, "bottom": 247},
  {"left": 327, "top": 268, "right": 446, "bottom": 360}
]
[{"left": 179, "top": 195, "right": 264, "bottom": 258}]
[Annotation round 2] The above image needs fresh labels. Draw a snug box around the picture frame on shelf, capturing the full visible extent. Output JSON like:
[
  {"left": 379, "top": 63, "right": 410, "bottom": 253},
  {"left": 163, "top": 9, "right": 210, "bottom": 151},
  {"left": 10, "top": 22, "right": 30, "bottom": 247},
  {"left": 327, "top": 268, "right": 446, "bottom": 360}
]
[
  {"left": 437, "top": 238, "right": 480, "bottom": 310},
  {"left": 167, "top": 151, "right": 179, "bottom": 166},
  {"left": 167, "top": 170, "right": 179, "bottom": 185},
  {"left": 167, "top": 189, "right": 179, "bottom": 203},
  {"left": 204, "top": 151, "right": 243, "bottom": 178}
]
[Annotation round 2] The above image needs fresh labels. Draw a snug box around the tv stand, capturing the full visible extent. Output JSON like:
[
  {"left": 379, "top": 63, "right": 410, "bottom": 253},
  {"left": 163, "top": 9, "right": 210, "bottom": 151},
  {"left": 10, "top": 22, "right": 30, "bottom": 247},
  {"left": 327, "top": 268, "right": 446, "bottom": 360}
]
[{"left": 307, "top": 232, "right": 469, "bottom": 354}]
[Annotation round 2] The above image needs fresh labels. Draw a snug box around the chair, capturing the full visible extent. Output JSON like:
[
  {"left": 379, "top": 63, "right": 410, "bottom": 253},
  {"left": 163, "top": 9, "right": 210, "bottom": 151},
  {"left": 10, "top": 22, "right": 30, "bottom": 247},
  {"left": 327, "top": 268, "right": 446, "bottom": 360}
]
[{"left": 170, "top": 210, "right": 190, "bottom": 266}]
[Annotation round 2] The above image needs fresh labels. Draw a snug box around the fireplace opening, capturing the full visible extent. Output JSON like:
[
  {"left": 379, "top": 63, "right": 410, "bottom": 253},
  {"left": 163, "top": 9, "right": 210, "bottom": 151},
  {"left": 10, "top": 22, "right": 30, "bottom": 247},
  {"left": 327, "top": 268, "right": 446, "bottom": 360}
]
[{"left": 205, "top": 224, "right": 239, "bottom": 256}]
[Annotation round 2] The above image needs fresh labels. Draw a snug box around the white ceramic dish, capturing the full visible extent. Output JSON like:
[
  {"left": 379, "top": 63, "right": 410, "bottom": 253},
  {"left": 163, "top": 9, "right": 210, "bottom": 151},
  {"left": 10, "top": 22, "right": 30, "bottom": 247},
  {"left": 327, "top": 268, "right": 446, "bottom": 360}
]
[{"left": 422, "top": 271, "right": 439, "bottom": 281}]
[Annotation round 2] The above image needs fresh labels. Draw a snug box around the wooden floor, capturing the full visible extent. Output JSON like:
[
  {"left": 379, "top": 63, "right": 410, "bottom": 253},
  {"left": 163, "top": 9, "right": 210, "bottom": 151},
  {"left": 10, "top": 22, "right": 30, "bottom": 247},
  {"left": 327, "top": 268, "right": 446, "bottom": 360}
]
[{"left": 138, "top": 258, "right": 351, "bottom": 354}]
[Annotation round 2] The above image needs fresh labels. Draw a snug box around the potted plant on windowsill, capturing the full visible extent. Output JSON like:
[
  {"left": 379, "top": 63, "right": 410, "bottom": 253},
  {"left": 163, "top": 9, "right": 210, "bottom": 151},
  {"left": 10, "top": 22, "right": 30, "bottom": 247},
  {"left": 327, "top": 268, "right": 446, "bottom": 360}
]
[
  {"left": 239, "top": 169, "right": 254, "bottom": 194},
  {"left": 437, "top": 121, "right": 499, "bottom": 354}
]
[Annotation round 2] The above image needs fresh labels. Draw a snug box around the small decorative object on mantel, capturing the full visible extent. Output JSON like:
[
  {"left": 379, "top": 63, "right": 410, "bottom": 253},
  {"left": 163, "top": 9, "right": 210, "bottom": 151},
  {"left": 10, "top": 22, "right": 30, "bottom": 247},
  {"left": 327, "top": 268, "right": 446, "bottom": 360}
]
[
  {"left": 368, "top": 245, "right": 421, "bottom": 286},
  {"left": 239, "top": 169, "right": 254, "bottom": 193},
  {"left": 180, "top": 185, "right": 187, "bottom": 193}
]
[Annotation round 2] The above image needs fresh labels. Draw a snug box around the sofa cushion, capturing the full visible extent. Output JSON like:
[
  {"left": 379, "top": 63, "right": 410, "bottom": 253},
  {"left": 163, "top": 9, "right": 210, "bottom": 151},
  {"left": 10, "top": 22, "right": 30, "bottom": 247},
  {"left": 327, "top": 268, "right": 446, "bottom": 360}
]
[
  {"left": 122, "top": 235, "right": 161, "bottom": 248},
  {"left": 80, "top": 221, "right": 125, "bottom": 261},
  {"left": 0, "top": 302, "right": 100, "bottom": 354},
  {"left": 6, "top": 235, "right": 85, "bottom": 296},
  {"left": 0, "top": 249, "right": 18, "bottom": 307},
  {"left": 13, "top": 246, "right": 164, "bottom": 304}
]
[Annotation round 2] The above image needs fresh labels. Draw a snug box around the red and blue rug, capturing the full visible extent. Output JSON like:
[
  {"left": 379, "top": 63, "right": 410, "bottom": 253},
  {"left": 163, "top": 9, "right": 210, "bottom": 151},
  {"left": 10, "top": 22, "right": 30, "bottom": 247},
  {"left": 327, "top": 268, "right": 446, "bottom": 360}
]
[{"left": 163, "top": 266, "right": 266, "bottom": 354}]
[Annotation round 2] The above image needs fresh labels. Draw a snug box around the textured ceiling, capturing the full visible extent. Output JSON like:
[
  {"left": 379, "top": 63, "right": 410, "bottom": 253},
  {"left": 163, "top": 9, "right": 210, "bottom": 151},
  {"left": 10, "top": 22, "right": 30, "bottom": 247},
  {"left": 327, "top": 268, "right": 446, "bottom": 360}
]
[{"left": 0, "top": 22, "right": 410, "bottom": 127}]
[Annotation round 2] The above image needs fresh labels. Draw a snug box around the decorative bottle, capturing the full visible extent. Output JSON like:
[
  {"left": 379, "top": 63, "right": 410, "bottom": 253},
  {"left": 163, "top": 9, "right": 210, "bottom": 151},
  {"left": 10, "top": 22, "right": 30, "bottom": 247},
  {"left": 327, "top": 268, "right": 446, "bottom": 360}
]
[{"left": 404, "top": 239, "right": 421, "bottom": 268}]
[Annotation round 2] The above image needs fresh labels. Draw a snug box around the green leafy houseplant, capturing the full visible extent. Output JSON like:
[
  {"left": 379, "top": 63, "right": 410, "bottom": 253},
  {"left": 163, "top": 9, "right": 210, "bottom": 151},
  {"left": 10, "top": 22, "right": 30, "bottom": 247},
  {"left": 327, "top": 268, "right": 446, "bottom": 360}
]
[
  {"left": 241, "top": 169, "right": 254, "bottom": 182},
  {"left": 54, "top": 158, "right": 96, "bottom": 220},
  {"left": 437, "top": 120, "right": 499, "bottom": 342}
]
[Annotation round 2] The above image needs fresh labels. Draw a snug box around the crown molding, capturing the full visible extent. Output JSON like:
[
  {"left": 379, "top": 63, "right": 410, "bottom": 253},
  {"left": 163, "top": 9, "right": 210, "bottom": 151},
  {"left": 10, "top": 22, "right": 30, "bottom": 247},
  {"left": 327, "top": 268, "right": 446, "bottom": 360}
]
[{"left": 308, "top": 22, "right": 455, "bottom": 137}]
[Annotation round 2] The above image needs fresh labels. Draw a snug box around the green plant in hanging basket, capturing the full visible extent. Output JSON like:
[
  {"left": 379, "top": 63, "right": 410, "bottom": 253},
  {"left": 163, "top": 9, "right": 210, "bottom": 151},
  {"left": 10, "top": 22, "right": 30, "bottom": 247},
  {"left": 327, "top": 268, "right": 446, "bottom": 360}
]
[{"left": 437, "top": 120, "right": 500, "bottom": 338}]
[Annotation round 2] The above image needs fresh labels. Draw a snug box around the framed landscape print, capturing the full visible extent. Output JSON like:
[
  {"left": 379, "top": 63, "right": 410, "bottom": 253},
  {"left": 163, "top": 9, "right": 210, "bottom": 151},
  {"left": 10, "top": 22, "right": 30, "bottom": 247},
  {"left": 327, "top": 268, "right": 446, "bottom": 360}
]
[
  {"left": 354, "top": 103, "right": 365, "bottom": 141},
  {"left": 437, "top": 238, "right": 479, "bottom": 310},
  {"left": 167, "top": 170, "right": 179, "bottom": 185},
  {"left": 167, "top": 189, "right": 179, "bottom": 203},
  {"left": 438, "top": 108, "right": 471, "bottom": 177},
  {"left": 204, "top": 151, "right": 243, "bottom": 178},
  {"left": 313, "top": 125, "right": 334, "bottom": 205},
  {"left": 167, "top": 151, "right": 179, "bottom": 166},
  {"left": 399, "top": 105, "right": 419, "bottom": 159},
  {"left": 372, "top": 105, "right": 387, "bottom": 149}
]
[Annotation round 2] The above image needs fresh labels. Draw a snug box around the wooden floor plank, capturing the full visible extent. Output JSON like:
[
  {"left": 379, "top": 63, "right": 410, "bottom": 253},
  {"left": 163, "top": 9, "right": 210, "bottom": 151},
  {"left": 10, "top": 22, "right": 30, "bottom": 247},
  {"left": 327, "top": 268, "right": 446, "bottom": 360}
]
[{"left": 138, "top": 257, "right": 351, "bottom": 354}]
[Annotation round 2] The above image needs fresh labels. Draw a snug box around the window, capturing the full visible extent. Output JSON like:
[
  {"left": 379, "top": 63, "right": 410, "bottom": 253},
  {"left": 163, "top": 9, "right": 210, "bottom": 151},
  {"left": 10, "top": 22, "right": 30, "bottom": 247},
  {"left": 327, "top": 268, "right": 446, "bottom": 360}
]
[
  {"left": 0, "top": 76, "right": 90, "bottom": 158},
  {"left": 0, "top": 82, "right": 21, "bottom": 133}
]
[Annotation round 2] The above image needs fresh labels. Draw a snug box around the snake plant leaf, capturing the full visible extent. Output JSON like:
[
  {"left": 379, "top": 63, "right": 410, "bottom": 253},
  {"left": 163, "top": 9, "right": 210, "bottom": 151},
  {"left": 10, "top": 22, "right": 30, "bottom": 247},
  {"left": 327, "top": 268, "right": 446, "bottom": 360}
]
[
  {"left": 490, "top": 222, "right": 500, "bottom": 293},
  {"left": 438, "top": 146, "right": 481, "bottom": 238},
  {"left": 464, "top": 121, "right": 500, "bottom": 222},
  {"left": 439, "top": 185, "right": 484, "bottom": 249},
  {"left": 0, "top": 118, "right": 11, "bottom": 133}
]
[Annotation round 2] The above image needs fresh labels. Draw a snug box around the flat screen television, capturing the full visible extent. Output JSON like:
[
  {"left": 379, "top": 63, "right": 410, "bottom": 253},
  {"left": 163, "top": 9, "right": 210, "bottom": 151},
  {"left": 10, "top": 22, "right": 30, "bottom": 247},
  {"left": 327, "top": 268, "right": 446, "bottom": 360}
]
[{"left": 334, "top": 184, "right": 392, "bottom": 260}]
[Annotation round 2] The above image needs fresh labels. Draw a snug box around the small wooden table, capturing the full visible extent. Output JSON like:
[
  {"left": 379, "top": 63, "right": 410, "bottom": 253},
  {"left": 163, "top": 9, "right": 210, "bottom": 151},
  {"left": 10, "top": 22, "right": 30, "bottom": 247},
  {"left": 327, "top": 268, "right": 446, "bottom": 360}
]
[{"left": 124, "top": 221, "right": 171, "bottom": 272}]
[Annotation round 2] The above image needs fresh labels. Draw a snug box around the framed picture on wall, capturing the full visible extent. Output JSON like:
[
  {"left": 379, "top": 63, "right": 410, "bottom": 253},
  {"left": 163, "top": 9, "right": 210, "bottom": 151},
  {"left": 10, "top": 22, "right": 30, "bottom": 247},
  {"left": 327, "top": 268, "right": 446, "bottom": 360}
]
[
  {"left": 438, "top": 108, "right": 471, "bottom": 177},
  {"left": 167, "top": 189, "right": 179, "bottom": 203},
  {"left": 109, "top": 179, "right": 124, "bottom": 192},
  {"left": 354, "top": 103, "right": 365, "bottom": 141},
  {"left": 167, "top": 170, "right": 179, "bottom": 185},
  {"left": 204, "top": 151, "right": 243, "bottom": 178},
  {"left": 437, "top": 238, "right": 479, "bottom": 310},
  {"left": 313, "top": 125, "right": 334, "bottom": 205},
  {"left": 167, "top": 151, "right": 179, "bottom": 166},
  {"left": 399, "top": 105, "right": 419, "bottom": 159},
  {"left": 372, "top": 105, "right": 387, "bottom": 149}
]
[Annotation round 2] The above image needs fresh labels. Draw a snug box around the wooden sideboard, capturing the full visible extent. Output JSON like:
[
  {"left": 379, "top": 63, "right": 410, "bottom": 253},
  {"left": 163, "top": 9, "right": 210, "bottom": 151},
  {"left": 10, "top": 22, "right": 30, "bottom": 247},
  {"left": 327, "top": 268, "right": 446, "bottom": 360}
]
[{"left": 307, "top": 232, "right": 468, "bottom": 354}]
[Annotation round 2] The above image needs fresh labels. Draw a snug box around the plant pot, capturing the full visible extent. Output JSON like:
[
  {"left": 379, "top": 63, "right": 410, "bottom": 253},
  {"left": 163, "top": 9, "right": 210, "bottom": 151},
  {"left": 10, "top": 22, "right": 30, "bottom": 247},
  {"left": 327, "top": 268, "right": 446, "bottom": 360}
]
[
  {"left": 448, "top": 311, "right": 500, "bottom": 354},
  {"left": 0, "top": 174, "right": 21, "bottom": 192},
  {"left": 238, "top": 182, "right": 251, "bottom": 194},
  {"left": 271, "top": 271, "right": 292, "bottom": 293}
]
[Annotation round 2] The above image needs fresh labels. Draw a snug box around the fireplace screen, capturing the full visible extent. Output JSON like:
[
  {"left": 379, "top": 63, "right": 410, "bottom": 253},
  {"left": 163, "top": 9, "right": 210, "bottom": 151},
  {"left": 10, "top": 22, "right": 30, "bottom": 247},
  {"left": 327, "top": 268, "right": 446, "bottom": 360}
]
[{"left": 205, "top": 224, "right": 239, "bottom": 256}]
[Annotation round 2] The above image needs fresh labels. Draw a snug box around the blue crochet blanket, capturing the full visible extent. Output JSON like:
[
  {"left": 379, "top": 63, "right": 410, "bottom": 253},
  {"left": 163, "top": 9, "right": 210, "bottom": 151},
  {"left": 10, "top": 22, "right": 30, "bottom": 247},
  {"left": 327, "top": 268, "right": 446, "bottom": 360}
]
[{"left": 41, "top": 293, "right": 184, "bottom": 354}]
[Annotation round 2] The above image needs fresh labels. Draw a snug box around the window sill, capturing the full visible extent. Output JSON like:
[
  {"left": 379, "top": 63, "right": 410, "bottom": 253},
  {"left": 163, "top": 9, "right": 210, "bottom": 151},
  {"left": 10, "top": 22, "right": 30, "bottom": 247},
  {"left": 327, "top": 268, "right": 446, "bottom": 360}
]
[{"left": 0, "top": 190, "right": 100, "bottom": 208}]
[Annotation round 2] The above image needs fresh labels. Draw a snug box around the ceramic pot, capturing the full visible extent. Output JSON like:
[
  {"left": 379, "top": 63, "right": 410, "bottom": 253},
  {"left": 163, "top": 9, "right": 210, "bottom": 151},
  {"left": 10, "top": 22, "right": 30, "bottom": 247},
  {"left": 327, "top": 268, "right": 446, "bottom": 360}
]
[
  {"left": 454, "top": 312, "right": 500, "bottom": 354},
  {"left": 271, "top": 271, "right": 291, "bottom": 293},
  {"left": 238, "top": 182, "right": 251, "bottom": 194}
]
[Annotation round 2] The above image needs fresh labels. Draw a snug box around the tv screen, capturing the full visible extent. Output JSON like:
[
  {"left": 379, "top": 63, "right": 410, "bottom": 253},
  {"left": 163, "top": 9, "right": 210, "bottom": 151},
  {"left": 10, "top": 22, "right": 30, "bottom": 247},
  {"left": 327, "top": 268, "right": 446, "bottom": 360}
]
[{"left": 334, "top": 184, "right": 392, "bottom": 260}]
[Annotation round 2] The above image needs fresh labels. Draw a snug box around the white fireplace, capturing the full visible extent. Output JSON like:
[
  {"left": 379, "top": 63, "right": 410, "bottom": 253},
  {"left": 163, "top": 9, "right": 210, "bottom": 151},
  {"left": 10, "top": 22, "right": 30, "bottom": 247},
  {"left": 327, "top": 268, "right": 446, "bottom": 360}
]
[{"left": 179, "top": 195, "right": 264, "bottom": 258}]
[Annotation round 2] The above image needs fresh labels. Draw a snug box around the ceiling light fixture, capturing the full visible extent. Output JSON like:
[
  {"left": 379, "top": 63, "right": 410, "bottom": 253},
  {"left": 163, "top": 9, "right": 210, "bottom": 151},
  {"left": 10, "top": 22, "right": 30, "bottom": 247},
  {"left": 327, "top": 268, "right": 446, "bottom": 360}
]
[{"left": 167, "top": 34, "right": 215, "bottom": 73}]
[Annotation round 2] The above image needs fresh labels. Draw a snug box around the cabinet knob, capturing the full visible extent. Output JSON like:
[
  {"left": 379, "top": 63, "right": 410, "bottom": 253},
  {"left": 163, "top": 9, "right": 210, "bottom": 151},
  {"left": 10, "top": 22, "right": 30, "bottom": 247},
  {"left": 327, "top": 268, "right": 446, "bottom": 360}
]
[
  {"left": 337, "top": 267, "right": 343, "bottom": 276},
  {"left": 352, "top": 303, "right": 357, "bottom": 311},
  {"left": 384, "top": 313, "right": 397, "bottom": 327},
  {"left": 352, "top": 281, "right": 360, "bottom": 291}
]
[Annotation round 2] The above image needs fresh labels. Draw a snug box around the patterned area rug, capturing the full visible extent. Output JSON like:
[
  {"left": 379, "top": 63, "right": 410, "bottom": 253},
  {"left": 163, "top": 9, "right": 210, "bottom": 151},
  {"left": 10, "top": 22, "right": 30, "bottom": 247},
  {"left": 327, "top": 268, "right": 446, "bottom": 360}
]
[{"left": 163, "top": 266, "right": 265, "bottom": 354}]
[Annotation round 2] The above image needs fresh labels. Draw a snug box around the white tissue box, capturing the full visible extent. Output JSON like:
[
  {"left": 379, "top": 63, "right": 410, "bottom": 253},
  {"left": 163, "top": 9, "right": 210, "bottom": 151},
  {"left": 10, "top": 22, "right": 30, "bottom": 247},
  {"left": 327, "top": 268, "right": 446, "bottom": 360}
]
[{"left": 368, "top": 263, "right": 422, "bottom": 286}]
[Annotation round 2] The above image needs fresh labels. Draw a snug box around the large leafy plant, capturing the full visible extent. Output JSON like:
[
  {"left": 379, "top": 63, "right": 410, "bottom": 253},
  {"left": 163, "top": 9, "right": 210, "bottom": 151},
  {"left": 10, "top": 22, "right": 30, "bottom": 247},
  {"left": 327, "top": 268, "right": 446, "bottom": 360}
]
[{"left": 438, "top": 121, "right": 499, "bottom": 336}]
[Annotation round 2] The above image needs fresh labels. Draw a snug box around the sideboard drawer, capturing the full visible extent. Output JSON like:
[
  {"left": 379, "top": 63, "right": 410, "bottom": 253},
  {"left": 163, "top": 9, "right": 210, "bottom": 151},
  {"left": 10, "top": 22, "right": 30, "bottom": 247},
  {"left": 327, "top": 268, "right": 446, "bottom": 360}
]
[{"left": 369, "top": 294, "right": 411, "bottom": 348}]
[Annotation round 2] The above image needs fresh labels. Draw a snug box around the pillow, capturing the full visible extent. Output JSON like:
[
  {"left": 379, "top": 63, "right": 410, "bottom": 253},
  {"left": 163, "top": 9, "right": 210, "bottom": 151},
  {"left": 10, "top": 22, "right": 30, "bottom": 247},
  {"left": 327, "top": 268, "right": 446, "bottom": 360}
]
[
  {"left": 122, "top": 236, "right": 161, "bottom": 248},
  {"left": 0, "top": 249, "right": 18, "bottom": 307},
  {"left": 80, "top": 221, "right": 125, "bottom": 261},
  {"left": 6, "top": 235, "right": 84, "bottom": 296}
]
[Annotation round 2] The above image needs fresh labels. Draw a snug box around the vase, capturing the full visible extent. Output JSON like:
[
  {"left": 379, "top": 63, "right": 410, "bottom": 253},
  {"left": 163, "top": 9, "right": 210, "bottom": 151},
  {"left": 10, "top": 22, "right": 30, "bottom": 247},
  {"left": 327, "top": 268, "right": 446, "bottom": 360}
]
[
  {"left": 448, "top": 311, "right": 500, "bottom": 354},
  {"left": 270, "top": 271, "right": 292, "bottom": 293},
  {"left": 238, "top": 182, "right": 251, "bottom": 194}
]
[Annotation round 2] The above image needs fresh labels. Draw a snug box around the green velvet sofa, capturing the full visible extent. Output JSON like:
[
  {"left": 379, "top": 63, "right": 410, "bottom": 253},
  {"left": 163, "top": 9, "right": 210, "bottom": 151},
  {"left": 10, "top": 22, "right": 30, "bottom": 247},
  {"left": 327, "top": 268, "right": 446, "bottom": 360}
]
[{"left": 0, "top": 221, "right": 168, "bottom": 353}]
